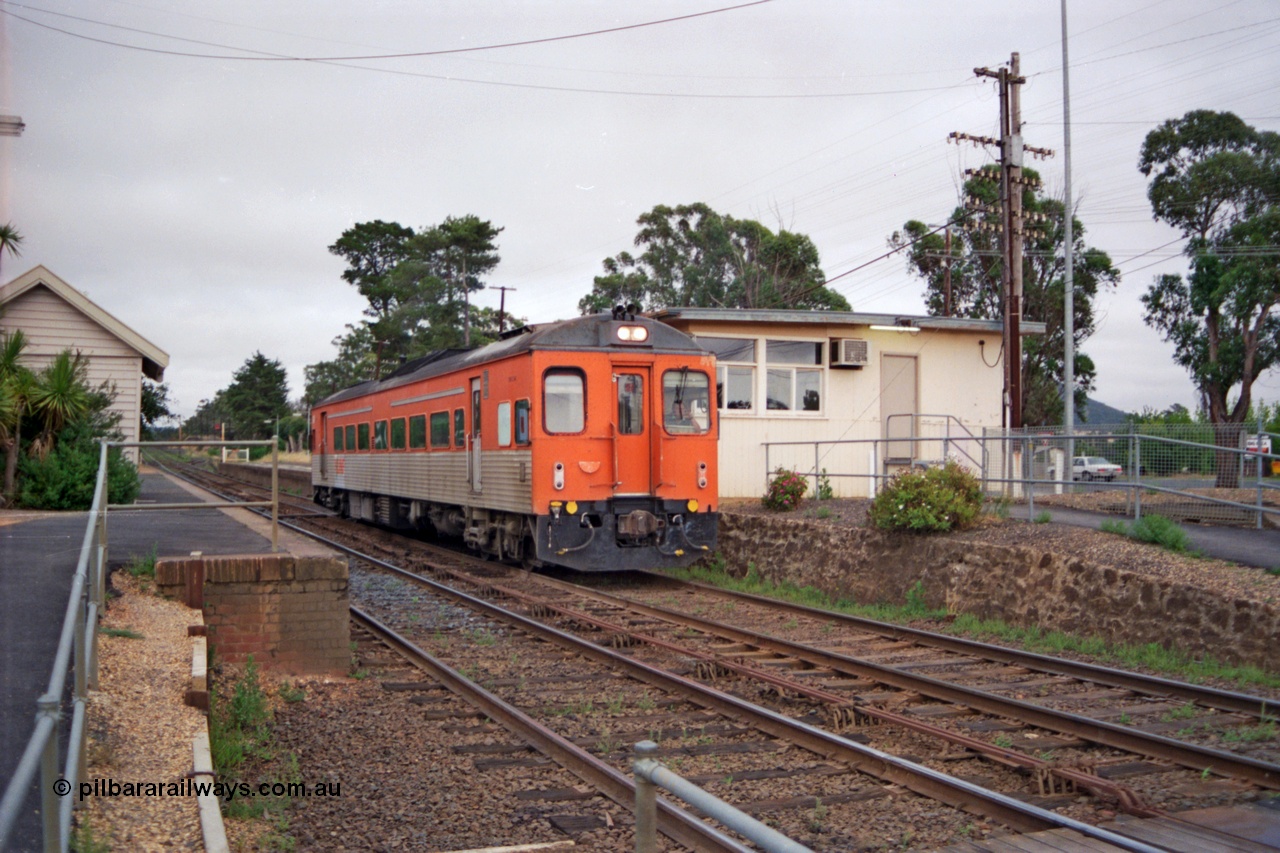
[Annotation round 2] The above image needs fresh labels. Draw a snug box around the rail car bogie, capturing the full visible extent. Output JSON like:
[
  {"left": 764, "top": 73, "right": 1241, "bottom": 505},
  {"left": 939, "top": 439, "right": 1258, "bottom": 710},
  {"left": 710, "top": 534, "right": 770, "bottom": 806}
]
[{"left": 310, "top": 313, "right": 719, "bottom": 571}]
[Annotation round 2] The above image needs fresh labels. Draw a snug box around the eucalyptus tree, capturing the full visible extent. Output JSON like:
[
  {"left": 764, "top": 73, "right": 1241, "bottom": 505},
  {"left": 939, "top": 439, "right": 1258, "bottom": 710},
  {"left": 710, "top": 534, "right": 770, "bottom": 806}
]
[
  {"left": 1137, "top": 110, "right": 1280, "bottom": 486},
  {"left": 578, "top": 202, "right": 850, "bottom": 314},
  {"left": 890, "top": 165, "right": 1119, "bottom": 426}
]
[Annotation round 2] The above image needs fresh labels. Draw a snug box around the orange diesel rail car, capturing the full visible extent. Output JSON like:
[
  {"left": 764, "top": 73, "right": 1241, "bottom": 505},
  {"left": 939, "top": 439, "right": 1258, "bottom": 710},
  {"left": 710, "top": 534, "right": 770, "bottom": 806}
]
[{"left": 311, "top": 310, "right": 719, "bottom": 571}]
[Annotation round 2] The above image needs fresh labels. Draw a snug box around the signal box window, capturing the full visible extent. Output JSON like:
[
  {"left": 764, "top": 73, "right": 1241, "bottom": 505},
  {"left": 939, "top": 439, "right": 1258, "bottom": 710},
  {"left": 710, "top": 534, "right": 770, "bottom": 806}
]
[
  {"left": 345, "top": 425, "right": 355, "bottom": 453},
  {"left": 357, "top": 423, "right": 370, "bottom": 451},
  {"left": 454, "top": 409, "right": 465, "bottom": 447},
  {"left": 696, "top": 336, "right": 755, "bottom": 412},
  {"left": 497, "top": 401, "right": 512, "bottom": 447},
  {"left": 374, "top": 420, "right": 388, "bottom": 450},
  {"left": 409, "top": 415, "right": 426, "bottom": 449},
  {"left": 333, "top": 427, "right": 344, "bottom": 452},
  {"left": 390, "top": 418, "right": 406, "bottom": 450},
  {"left": 515, "top": 399, "right": 531, "bottom": 445},
  {"left": 544, "top": 370, "right": 585, "bottom": 434},
  {"left": 662, "top": 369, "right": 711, "bottom": 435},
  {"left": 766, "top": 339, "right": 822, "bottom": 412},
  {"left": 617, "top": 374, "right": 644, "bottom": 435},
  {"left": 430, "top": 412, "right": 450, "bottom": 448}
]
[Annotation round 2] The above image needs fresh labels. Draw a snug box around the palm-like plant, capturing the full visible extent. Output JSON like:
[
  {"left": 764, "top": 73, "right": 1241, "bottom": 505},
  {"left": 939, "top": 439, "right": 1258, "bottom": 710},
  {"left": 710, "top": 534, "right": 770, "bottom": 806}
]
[
  {"left": 27, "top": 350, "right": 91, "bottom": 459},
  {"left": 0, "top": 223, "right": 23, "bottom": 276},
  {"left": 0, "top": 330, "right": 34, "bottom": 498}
]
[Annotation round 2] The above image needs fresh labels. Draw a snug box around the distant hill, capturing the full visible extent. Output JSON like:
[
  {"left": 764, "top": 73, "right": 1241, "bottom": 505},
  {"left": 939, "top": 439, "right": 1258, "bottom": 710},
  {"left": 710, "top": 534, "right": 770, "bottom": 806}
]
[{"left": 1084, "top": 397, "right": 1129, "bottom": 425}]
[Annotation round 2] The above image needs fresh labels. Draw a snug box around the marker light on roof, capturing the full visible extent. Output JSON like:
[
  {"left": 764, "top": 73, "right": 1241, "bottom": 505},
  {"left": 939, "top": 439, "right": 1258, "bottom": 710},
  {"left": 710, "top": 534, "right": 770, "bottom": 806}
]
[{"left": 617, "top": 325, "right": 649, "bottom": 342}]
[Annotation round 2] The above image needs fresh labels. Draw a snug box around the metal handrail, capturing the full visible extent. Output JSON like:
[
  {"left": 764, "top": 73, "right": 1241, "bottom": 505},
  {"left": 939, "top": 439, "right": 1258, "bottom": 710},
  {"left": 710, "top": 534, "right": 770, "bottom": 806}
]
[
  {"left": 632, "top": 741, "right": 812, "bottom": 853},
  {"left": 761, "top": 430, "right": 1280, "bottom": 529},
  {"left": 0, "top": 444, "right": 107, "bottom": 851},
  {"left": 0, "top": 439, "right": 279, "bottom": 851}
]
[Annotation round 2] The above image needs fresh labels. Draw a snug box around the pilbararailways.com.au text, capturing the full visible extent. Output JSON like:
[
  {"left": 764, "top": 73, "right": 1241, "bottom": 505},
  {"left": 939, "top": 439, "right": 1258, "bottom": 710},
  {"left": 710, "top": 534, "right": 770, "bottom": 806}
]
[{"left": 61, "top": 778, "right": 342, "bottom": 802}]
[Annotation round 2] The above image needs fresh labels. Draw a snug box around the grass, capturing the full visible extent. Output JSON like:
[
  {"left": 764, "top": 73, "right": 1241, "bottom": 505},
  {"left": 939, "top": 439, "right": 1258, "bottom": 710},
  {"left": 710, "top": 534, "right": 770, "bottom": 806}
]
[
  {"left": 210, "top": 657, "right": 272, "bottom": 776},
  {"left": 70, "top": 817, "right": 111, "bottom": 853},
  {"left": 663, "top": 558, "right": 949, "bottom": 624},
  {"left": 1099, "top": 513, "right": 1201, "bottom": 556},
  {"left": 100, "top": 626, "right": 144, "bottom": 639},
  {"left": 951, "top": 613, "right": 1280, "bottom": 691},
  {"left": 277, "top": 681, "right": 306, "bottom": 703},
  {"left": 125, "top": 544, "right": 158, "bottom": 578},
  {"left": 1033, "top": 510, "right": 1052, "bottom": 524},
  {"left": 669, "top": 556, "right": 1280, "bottom": 693}
]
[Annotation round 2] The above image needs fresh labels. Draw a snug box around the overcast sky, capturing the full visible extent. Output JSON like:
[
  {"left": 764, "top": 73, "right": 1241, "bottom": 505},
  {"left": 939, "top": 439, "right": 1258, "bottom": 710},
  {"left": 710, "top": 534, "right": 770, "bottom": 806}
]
[{"left": 2, "top": 0, "right": 1278, "bottom": 420}]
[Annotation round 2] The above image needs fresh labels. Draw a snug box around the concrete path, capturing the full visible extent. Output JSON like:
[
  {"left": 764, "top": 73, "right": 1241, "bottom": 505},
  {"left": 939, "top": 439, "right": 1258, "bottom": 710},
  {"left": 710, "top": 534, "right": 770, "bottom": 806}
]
[
  {"left": 0, "top": 471, "right": 276, "bottom": 851},
  {"left": 1009, "top": 504, "right": 1280, "bottom": 570}
]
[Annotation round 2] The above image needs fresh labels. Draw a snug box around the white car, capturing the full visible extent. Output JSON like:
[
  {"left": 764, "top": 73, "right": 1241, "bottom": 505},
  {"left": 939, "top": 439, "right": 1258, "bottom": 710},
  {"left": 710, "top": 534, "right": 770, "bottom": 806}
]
[{"left": 1072, "top": 456, "right": 1122, "bottom": 482}]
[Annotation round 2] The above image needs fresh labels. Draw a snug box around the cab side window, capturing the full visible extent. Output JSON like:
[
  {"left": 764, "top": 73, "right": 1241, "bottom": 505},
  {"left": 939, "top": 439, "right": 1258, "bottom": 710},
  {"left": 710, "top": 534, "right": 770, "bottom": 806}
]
[{"left": 544, "top": 369, "right": 585, "bottom": 434}]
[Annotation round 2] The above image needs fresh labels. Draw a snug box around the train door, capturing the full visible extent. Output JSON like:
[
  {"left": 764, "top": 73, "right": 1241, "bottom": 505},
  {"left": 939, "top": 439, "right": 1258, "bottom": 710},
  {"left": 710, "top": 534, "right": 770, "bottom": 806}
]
[
  {"left": 319, "top": 412, "right": 327, "bottom": 477},
  {"left": 469, "top": 377, "right": 482, "bottom": 493},
  {"left": 613, "top": 367, "right": 652, "bottom": 495}
]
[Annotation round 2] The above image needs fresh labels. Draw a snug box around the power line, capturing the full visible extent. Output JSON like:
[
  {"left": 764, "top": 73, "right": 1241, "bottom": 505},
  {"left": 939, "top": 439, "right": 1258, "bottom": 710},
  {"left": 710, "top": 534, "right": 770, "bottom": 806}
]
[{"left": 2, "top": 0, "right": 775, "bottom": 61}]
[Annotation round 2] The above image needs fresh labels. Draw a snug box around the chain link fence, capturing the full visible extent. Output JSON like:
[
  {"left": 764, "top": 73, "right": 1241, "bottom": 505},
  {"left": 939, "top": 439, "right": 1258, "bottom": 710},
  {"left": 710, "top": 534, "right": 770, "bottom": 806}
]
[{"left": 763, "top": 421, "right": 1279, "bottom": 529}]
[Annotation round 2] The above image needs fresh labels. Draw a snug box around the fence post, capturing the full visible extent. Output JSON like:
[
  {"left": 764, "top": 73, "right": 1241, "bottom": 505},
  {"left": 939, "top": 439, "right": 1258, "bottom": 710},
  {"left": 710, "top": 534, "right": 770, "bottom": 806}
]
[
  {"left": 1134, "top": 434, "right": 1142, "bottom": 523},
  {"left": 38, "top": 695, "right": 59, "bottom": 851},
  {"left": 633, "top": 740, "right": 658, "bottom": 853},
  {"left": 813, "top": 444, "right": 820, "bottom": 498},
  {"left": 1258, "top": 414, "right": 1265, "bottom": 530},
  {"left": 271, "top": 442, "right": 280, "bottom": 552},
  {"left": 1025, "top": 435, "right": 1034, "bottom": 518},
  {"left": 764, "top": 443, "right": 771, "bottom": 492}
]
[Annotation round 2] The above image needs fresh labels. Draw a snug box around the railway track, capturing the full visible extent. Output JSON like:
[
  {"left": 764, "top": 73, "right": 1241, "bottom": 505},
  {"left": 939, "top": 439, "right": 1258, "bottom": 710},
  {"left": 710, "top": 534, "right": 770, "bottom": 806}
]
[{"left": 153, "top": 456, "right": 1280, "bottom": 850}]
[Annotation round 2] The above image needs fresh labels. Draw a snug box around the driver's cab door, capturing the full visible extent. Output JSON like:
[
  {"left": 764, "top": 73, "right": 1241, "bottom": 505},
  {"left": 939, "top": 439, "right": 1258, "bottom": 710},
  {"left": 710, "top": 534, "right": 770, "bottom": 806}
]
[
  {"left": 612, "top": 367, "right": 652, "bottom": 495},
  {"left": 468, "top": 377, "right": 482, "bottom": 493}
]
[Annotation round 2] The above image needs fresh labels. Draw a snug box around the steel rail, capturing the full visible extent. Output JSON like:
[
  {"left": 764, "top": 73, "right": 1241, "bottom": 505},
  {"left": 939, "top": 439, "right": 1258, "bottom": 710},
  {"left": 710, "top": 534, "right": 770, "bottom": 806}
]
[
  {"left": 350, "top": 607, "right": 751, "bottom": 853},
  {"left": 318, "top": 533, "right": 1161, "bottom": 847},
  {"left": 648, "top": 573, "right": 1279, "bottom": 719},
  {"left": 443, "top": 572, "right": 1164, "bottom": 815},
  {"left": 153, "top": 460, "right": 1237, "bottom": 847},
  {"left": 526, "top": 575, "right": 1280, "bottom": 791}
]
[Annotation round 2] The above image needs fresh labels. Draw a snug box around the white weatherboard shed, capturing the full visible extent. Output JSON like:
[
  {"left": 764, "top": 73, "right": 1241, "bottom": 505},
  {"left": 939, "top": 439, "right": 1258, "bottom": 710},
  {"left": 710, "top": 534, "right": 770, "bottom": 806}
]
[
  {"left": 0, "top": 265, "right": 169, "bottom": 461},
  {"left": 653, "top": 308, "right": 1043, "bottom": 500}
]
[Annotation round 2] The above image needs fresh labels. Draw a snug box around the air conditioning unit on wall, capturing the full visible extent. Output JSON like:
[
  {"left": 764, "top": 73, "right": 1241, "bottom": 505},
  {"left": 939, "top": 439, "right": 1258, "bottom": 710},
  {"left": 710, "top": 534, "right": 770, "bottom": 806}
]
[{"left": 830, "top": 338, "right": 870, "bottom": 368}]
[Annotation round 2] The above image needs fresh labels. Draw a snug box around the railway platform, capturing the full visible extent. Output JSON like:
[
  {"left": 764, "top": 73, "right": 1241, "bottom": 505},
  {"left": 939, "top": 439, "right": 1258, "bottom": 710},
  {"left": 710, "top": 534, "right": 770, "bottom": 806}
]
[{"left": 0, "top": 467, "right": 297, "bottom": 852}]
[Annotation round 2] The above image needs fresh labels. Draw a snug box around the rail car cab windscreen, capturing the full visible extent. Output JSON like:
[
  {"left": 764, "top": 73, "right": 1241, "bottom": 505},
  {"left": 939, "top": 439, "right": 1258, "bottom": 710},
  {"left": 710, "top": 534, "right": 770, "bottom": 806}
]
[
  {"left": 662, "top": 369, "right": 711, "bottom": 434},
  {"left": 544, "top": 369, "right": 585, "bottom": 433}
]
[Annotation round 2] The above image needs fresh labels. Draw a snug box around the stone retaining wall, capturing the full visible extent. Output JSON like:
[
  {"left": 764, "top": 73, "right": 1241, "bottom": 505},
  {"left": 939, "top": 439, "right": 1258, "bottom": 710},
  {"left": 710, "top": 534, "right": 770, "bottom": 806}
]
[
  {"left": 718, "top": 512, "right": 1280, "bottom": 672},
  {"left": 157, "top": 553, "right": 350, "bottom": 675}
]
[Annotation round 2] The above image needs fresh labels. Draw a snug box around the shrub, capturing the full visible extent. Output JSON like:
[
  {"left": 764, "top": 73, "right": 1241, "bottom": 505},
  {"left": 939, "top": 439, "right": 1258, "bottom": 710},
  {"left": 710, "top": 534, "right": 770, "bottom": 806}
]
[
  {"left": 18, "top": 419, "right": 140, "bottom": 510},
  {"left": 763, "top": 467, "right": 807, "bottom": 511},
  {"left": 868, "top": 461, "right": 983, "bottom": 533}
]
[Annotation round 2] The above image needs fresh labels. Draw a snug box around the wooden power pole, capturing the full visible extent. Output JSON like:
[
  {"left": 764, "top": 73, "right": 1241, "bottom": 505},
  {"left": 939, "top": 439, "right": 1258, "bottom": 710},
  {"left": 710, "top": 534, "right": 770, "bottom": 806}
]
[{"left": 962, "top": 52, "right": 1052, "bottom": 431}]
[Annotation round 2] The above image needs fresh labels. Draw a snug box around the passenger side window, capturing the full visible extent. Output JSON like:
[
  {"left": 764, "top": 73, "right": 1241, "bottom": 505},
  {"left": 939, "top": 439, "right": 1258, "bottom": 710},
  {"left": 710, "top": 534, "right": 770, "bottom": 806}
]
[
  {"left": 430, "top": 412, "right": 450, "bottom": 448},
  {"left": 454, "top": 409, "right": 465, "bottom": 447},
  {"left": 333, "top": 427, "right": 344, "bottom": 452},
  {"left": 345, "top": 425, "right": 355, "bottom": 452},
  {"left": 374, "top": 420, "right": 388, "bottom": 450},
  {"left": 409, "top": 415, "right": 426, "bottom": 449},
  {"left": 357, "top": 423, "right": 370, "bottom": 451},
  {"left": 497, "top": 401, "right": 512, "bottom": 447},
  {"left": 390, "top": 418, "right": 406, "bottom": 450}
]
